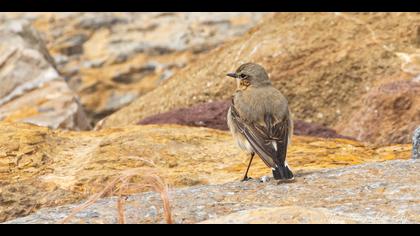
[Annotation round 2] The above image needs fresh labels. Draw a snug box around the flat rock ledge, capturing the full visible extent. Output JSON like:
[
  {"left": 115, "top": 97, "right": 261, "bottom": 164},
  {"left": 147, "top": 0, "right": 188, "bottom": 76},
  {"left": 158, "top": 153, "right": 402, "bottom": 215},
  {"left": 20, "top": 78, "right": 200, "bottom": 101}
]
[{"left": 5, "top": 160, "right": 419, "bottom": 224}]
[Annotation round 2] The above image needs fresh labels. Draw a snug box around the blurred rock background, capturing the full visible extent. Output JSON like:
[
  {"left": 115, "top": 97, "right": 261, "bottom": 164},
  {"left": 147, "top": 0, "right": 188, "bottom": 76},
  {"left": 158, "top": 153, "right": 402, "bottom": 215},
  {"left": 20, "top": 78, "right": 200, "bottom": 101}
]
[
  {"left": 100, "top": 12, "right": 420, "bottom": 146},
  {"left": 0, "top": 13, "right": 419, "bottom": 224},
  {"left": 0, "top": 12, "right": 267, "bottom": 125}
]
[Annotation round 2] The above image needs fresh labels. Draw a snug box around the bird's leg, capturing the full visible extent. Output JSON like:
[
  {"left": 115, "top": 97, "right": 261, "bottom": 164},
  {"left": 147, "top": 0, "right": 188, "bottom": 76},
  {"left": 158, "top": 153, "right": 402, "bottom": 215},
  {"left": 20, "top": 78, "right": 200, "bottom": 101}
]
[{"left": 242, "top": 152, "right": 255, "bottom": 181}]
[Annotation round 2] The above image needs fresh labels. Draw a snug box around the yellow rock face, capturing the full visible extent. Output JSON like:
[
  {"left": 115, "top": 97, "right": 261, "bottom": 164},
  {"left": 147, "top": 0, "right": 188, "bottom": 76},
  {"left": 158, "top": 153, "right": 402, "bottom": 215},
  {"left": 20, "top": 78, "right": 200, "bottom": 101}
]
[{"left": 0, "top": 122, "right": 411, "bottom": 222}]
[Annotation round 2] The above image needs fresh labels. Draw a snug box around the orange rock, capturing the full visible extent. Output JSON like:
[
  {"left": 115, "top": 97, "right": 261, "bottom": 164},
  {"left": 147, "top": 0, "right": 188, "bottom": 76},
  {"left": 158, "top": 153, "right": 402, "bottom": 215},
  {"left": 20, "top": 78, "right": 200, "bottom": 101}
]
[
  {"left": 336, "top": 80, "right": 420, "bottom": 145},
  {"left": 0, "top": 122, "right": 411, "bottom": 222}
]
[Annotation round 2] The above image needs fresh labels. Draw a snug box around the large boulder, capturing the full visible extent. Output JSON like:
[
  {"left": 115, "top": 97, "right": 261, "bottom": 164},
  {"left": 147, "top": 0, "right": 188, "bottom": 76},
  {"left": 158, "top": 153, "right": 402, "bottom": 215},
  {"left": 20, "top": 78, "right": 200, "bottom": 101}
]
[
  {"left": 1, "top": 13, "right": 268, "bottom": 123},
  {"left": 0, "top": 21, "right": 90, "bottom": 130},
  {"left": 335, "top": 80, "right": 420, "bottom": 145},
  {"left": 0, "top": 122, "right": 411, "bottom": 222},
  {"left": 99, "top": 13, "right": 420, "bottom": 146},
  {"left": 5, "top": 160, "right": 418, "bottom": 224}
]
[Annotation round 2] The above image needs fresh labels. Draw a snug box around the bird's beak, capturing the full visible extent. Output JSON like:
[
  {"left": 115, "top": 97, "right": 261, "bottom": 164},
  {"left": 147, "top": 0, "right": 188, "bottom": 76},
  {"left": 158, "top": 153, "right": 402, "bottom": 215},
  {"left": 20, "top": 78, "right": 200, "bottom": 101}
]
[{"left": 226, "top": 72, "right": 238, "bottom": 78}]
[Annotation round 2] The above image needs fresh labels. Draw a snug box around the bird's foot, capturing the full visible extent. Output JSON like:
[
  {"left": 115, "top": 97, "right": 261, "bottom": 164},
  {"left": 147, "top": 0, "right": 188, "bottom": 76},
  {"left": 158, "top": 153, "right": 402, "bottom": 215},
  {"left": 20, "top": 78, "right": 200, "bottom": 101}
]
[{"left": 241, "top": 176, "right": 253, "bottom": 182}]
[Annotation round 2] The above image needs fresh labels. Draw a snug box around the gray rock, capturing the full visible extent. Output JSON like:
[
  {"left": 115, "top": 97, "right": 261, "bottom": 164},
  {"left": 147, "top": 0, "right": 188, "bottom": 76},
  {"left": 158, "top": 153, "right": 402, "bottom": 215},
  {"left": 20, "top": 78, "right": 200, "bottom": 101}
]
[
  {"left": 160, "top": 70, "right": 174, "bottom": 81},
  {"left": 103, "top": 92, "right": 138, "bottom": 112},
  {"left": 111, "top": 53, "right": 128, "bottom": 64},
  {"left": 199, "top": 206, "right": 358, "bottom": 224},
  {"left": 58, "top": 34, "right": 89, "bottom": 56},
  {"left": 4, "top": 160, "right": 419, "bottom": 224},
  {"left": 0, "top": 20, "right": 91, "bottom": 130},
  {"left": 53, "top": 54, "right": 69, "bottom": 66},
  {"left": 1, "top": 20, "right": 56, "bottom": 69},
  {"left": 77, "top": 15, "right": 128, "bottom": 30},
  {"left": 413, "top": 126, "right": 420, "bottom": 159},
  {"left": 111, "top": 64, "right": 156, "bottom": 84},
  {"left": 81, "top": 59, "right": 106, "bottom": 69}
]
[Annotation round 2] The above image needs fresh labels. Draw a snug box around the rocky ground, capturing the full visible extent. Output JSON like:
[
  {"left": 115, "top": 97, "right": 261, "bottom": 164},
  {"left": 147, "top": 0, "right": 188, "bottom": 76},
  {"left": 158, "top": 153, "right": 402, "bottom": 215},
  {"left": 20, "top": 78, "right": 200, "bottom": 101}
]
[
  {"left": 0, "top": 13, "right": 419, "bottom": 224},
  {"left": 0, "top": 122, "right": 411, "bottom": 222},
  {"left": 5, "top": 160, "right": 419, "bottom": 224}
]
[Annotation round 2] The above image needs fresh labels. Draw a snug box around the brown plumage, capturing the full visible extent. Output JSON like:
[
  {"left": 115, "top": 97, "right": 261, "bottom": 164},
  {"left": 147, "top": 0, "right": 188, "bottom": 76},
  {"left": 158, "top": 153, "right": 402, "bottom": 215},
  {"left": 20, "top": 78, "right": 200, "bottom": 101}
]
[{"left": 226, "top": 63, "right": 294, "bottom": 181}]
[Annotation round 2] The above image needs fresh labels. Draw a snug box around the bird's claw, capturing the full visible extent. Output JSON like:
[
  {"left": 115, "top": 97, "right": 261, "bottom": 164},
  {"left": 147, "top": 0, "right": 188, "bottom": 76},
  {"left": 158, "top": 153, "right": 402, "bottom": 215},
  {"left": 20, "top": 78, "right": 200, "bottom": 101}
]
[{"left": 241, "top": 176, "right": 253, "bottom": 182}]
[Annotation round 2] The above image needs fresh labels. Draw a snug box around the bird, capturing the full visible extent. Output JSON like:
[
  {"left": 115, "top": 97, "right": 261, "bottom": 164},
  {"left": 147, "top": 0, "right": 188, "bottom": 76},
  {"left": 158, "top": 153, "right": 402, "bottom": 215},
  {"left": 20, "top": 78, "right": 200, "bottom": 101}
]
[{"left": 226, "top": 63, "right": 294, "bottom": 181}]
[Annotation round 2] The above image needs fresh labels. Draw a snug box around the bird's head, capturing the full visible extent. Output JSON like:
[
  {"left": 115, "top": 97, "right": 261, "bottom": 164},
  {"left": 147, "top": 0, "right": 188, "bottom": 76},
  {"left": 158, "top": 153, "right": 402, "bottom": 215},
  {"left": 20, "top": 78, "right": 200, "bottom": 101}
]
[{"left": 226, "top": 63, "right": 272, "bottom": 89}]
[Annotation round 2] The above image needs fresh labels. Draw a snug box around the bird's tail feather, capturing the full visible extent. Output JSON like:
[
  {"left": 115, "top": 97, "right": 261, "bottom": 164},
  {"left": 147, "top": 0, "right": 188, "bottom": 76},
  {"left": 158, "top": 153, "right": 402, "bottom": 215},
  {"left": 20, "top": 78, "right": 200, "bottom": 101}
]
[{"left": 272, "top": 164, "right": 294, "bottom": 180}]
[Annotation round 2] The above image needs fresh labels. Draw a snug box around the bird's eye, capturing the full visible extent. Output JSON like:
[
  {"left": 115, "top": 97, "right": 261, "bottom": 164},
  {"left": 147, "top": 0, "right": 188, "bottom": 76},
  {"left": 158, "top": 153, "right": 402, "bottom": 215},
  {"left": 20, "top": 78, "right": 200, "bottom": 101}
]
[{"left": 240, "top": 74, "right": 248, "bottom": 79}]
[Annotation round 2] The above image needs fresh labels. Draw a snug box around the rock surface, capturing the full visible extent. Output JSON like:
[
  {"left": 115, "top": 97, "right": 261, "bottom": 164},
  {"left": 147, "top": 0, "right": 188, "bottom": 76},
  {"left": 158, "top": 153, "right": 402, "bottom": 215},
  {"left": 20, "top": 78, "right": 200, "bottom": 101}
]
[
  {"left": 0, "top": 12, "right": 419, "bottom": 225},
  {"left": 0, "top": 21, "right": 90, "bottom": 130},
  {"left": 293, "top": 120, "right": 354, "bottom": 140},
  {"left": 0, "top": 122, "right": 411, "bottom": 222},
  {"left": 335, "top": 80, "right": 420, "bottom": 145},
  {"left": 100, "top": 13, "right": 420, "bottom": 146},
  {"left": 138, "top": 100, "right": 231, "bottom": 131},
  {"left": 413, "top": 126, "right": 420, "bottom": 159},
  {"left": 1, "top": 13, "right": 267, "bottom": 123},
  {"left": 5, "top": 160, "right": 419, "bottom": 224},
  {"left": 199, "top": 207, "right": 358, "bottom": 224},
  {"left": 138, "top": 100, "right": 354, "bottom": 140}
]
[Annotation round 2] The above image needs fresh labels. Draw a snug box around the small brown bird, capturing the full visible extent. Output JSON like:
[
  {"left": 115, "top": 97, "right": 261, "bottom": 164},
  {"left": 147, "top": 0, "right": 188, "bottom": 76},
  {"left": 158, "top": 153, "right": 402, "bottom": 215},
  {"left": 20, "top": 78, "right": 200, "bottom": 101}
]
[{"left": 226, "top": 63, "right": 294, "bottom": 181}]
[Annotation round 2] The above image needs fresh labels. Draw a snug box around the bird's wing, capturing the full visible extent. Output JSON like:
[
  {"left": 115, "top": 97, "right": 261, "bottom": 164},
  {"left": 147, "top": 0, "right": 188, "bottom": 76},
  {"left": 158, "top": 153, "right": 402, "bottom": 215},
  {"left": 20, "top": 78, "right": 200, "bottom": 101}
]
[{"left": 230, "top": 105, "right": 290, "bottom": 169}]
